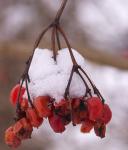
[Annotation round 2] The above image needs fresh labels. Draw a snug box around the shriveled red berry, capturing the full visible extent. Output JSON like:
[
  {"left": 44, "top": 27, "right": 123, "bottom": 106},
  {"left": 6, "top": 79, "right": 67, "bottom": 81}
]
[
  {"left": 20, "top": 99, "right": 29, "bottom": 111},
  {"left": 48, "top": 113, "right": 65, "bottom": 133},
  {"left": 101, "top": 104, "right": 112, "bottom": 124},
  {"left": 72, "top": 98, "right": 80, "bottom": 109},
  {"left": 13, "top": 118, "right": 33, "bottom": 140},
  {"left": 55, "top": 99, "right": 70, "bottom": 117},
  {"left": 26, "top": 108, "right": 43, "bottom": 128},
  {"left": 94, "top": 122, "right": 106, "bottom": 138},
  {"left": 72, "top": 109, "right": 81, "bottom": 124},
  {"left": 5, "top": 126, "right": 21, "bottom": 148},
  {"left": 10, "top": 84, "right": 25, "bottom": 106},
  {"left": 79, "top": 110, "right": 88, "bottom": 120},
  {"left": 87, "top": 97, "right": 103, "bottom": 121},
  {"left": 81, "top": 120, "right": 94, "bottom": 133},
  {"left": 34, "top": 96, "right": 51, "bottom": 118},
  {"left": 55, "top": 99, "right": 71, "bottom": 126}
]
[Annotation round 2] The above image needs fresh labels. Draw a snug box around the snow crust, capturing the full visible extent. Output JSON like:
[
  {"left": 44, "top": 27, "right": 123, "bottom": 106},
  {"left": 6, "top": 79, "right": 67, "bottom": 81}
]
[{"left": 24, "top": 48, "right": 88, "bottom": 101}]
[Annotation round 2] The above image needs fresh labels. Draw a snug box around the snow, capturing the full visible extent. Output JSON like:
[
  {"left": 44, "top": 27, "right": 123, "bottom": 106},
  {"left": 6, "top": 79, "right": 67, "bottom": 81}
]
[{"left": 23, "top": 48, "right": 88, "bottom": 101}]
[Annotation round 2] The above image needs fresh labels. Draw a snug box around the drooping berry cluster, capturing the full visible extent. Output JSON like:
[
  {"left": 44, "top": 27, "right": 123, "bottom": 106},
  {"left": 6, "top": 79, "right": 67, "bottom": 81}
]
[
  {"left": 5, "top": 84, "right": 112, "bottom": 148},
  {"left": 5, "top": 0, "right": 112, "bottom": 148}
]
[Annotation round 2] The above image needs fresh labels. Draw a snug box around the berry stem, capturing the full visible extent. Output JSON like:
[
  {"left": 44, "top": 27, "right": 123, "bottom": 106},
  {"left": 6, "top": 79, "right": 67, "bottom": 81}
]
[
  {"left": 78, "top": 66, "right": 104, "bottom": 102},
  {"left": 64, "top": 66, "right": 75, "bottom": 99},
  {"left": 55, "top": 0, "right": 68, "bottom": 22},
  {"left": 51, "top": 27, "right": 57, "bottom": 61},
  {"left": 76, "top": 70, "right": 92, "bottom": 97},
  {"left": 56, "top": 26, "right": 61, "bottom": 50}
]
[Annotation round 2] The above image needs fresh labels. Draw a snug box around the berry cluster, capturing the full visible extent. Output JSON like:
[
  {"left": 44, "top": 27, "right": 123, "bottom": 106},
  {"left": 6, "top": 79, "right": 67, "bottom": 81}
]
[
  {"left": 5, "top": 84, "right": 112, "bottom": 148},
  {"left": 5, "top": 0, "right": 112, "bottom": 148}
]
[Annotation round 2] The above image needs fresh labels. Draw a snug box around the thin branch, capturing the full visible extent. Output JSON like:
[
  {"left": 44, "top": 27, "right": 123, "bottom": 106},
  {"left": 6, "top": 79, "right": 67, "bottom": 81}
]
[
  {"left": 25, "top": 79, "right": 34, "bottom": 107},
  {"left": 51, "top": 27, "right": 57, "bottom": 61},
  {"left": 56, "top": 27, "right": 61, "bottom": 49},
  {"left": 77, "top": 70, "right": 92, "bottom": 97},
  {"left": 64, "top": 66, "right": 74, "bottom": 98},
  {"left": 55, "top": 0, "right": 68, "bottom": 21}
]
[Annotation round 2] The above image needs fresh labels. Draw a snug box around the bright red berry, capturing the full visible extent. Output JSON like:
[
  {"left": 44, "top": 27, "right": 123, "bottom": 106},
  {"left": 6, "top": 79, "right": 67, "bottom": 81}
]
[
  {"left": 10, "top": 84, "right": 25, "bottom": 106},
  {"left": 86, "top": 97, "right": 103, "bottom": 121},
  {"left": 34, "top": 96, "right": 52, "bottom": 118},
  {"left": 5, "top": 126, "right": 21, "bottom": 148},
  {"left": 13, "top": 118, "right": 33, "bottom": 140},
  {"left": 26, "top": 107, "right": 43, "bottom": 128},
  {"left": 48, "top": 113, "right": 65, "bottom": 133},
  {"left": 81, "top": 119, "right": 94, "bottom": 133},
  {"left": 20, "top": 99, "right": 29, "bottom": 111},
  {"left": 101, "top": 104, "right": 112, "bottom": 124}
]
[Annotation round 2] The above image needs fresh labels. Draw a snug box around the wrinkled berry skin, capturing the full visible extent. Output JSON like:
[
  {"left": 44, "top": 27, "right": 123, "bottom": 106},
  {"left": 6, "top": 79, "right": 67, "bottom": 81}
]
[
  {"left": 26, "top": 108, "right": 43, "bottom": 128},
  {"left": 5, "top": 127, "right": 21, "bottom": 148},
  {"left": 13, "top": 118, "right": 33, "bottom": 139},
  {"left": 34, "top": 96, "right": 52, "bottom": 118}
]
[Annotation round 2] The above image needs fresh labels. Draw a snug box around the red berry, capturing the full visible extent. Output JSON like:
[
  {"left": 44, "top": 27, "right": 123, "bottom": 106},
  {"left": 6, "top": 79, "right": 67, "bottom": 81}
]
[
  {"left": 72, "top": 109, "right": 81, "bottom": 124},
  {"left": 13, "top": 118, "right": 33, "bottom": 140},
  {"left": 34, "top": 96, "right": 51, "bottom": 118},
  {"left": 55, "top": 99, "right": 71, "bottom": 126},
  {"left": 94, "top": 122, "right": 106, "bottom": 138},
  {"left": 20, "top": 99, "right": 29, "bottom": 111},
  {"left": 10, "top": 84, "right": 25, "bottom": 106},
  {"left": 101, "top": 104, "right": 112, "bottom": 124},
  {"left": 55, "top": 99, "right": 70, "bottom": 116},
  {"left": 87, "top": 97, "right": 103, "bottom": 121},
  {"left": 72, "top": 98, "right": 80, "bottom": 109},
  {"left": 5, "top": 126, "right": 21, "bottom": 148},
  {"left": 48, "top": 113, "right": 65, "bottom": 133},
  {"left": 81, "top": 120, "right": 94, "bottom": 133},
  {"left": 26, "top": 108, "right": 43, "bottom": 128}
]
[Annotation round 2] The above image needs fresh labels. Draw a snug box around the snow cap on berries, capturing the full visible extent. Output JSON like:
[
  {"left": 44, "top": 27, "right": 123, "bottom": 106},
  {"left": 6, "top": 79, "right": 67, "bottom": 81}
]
[{"left": 24, "top": 48, "right": 88, "bottom": 101}]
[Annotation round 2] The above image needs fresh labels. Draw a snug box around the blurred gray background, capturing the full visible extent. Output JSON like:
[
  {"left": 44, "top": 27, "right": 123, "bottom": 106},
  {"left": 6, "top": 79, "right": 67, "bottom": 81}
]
[{"left": 1, "top": 0, "right": 128, "bottom": 150}]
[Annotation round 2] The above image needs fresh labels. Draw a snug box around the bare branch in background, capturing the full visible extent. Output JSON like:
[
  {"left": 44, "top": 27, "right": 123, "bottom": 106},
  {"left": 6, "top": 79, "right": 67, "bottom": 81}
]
[{"left": 0, "top": 42, "right": 128, "bottom": 70}]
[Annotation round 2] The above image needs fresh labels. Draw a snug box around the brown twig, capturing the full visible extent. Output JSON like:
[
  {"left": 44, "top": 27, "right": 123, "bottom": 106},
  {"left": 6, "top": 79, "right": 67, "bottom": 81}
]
[
  {"left": 56, "top": 27, "right": 61, "bottom": 50},
  {"left": 51, "top": 27, "right": 57, "bottom": 61},
  {"left": 55, "top": 0, "right": 68, "bottom": 21}
]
